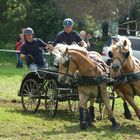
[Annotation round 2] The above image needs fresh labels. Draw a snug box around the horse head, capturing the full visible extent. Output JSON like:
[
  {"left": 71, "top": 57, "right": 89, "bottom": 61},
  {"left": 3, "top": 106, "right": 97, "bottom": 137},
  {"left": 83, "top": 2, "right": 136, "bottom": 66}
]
[
  {"left": 109, "top": 36, "right": 132, "bottom": 77},
  {"left": 53, "top": 44, "right": 78, "bottom": 84}
]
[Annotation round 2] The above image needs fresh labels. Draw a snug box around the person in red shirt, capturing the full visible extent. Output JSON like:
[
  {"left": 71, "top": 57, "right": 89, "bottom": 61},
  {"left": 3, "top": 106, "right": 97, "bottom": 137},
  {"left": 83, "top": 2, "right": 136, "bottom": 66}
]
[{"left": 16, "top": 33, "right": 24, "bottom": 68}]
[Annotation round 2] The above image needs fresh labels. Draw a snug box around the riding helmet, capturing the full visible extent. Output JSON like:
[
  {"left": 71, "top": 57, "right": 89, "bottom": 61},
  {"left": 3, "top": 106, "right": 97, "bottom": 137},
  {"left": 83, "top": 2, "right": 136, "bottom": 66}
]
[
  {"left": 24, "top": 27, "right": 34, "bottom": 35},
  {"left": 63, "top": 18, "right": 74, "bottom": 27}
]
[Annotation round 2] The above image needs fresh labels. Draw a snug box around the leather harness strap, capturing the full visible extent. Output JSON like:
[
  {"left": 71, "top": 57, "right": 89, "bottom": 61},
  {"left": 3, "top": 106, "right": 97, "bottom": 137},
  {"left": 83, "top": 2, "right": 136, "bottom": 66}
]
[{"left": 114, "top": 72, "right": 140, "bottom": 96}]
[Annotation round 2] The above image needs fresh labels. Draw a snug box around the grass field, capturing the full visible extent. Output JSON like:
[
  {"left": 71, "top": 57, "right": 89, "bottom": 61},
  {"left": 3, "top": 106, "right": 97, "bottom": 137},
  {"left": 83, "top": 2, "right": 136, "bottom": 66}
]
[{"left": 1, "top": 52, "right": 140, "bottom": 140}]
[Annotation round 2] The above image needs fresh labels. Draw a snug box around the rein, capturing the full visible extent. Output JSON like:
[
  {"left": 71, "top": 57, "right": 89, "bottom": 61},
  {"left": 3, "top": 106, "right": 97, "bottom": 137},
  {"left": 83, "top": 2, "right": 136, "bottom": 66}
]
[
  {"left": 63, "top": 53, "right": 109, "bottom": 85},
  {"left": 37, "top": 68, "right": 74, "bottom": 79},
  {"left": 63, "top": 55, "right": 79, "bottom": 77},
  {"left": 62, "top": 52, "right": 110, "bottom": 102},
  {"left": 112, "top": 56, "right": 137, "bottom": 89}
]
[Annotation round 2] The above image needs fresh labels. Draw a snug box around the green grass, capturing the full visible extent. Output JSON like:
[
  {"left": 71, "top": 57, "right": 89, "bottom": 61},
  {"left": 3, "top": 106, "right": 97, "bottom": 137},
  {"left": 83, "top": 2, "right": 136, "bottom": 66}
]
[
  {"left": 1, "top": 52, "right": 140, "bottom": 139},
  {"left": 0, "top": 52, "right": 27, "bottom": 101}
]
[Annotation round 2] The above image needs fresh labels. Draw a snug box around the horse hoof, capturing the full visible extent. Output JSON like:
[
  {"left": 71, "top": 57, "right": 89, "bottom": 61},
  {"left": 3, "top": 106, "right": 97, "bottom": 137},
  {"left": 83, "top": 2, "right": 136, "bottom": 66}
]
[
  {"left": 80, "top": 122, "right": 88, "bottom": 130},
  {"left": 112, "top": 124, "right": 120, "bottom": 131}
]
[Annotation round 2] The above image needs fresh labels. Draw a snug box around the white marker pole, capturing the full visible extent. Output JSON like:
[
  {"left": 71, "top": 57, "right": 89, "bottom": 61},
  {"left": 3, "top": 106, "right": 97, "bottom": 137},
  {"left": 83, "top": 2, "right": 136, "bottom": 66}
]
[{"left": 0, "top": 49, "right": 20, "bottom": 53}]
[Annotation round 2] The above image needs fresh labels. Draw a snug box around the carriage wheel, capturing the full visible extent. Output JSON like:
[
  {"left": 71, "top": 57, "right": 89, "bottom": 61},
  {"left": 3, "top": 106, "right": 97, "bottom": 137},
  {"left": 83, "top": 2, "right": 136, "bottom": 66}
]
[
  {"left": 98, "top": 86, "right": 115, "bottom": 120},
  {"left": 98, "top": 102, "right": 105, "bottom": 120},
  {"left": 68, "top": 100, "right": 79, "bottom": 112},
  {"left": 21, "top": 79, "right": 41, "bottom": 113},
  {"left": 45, "top": 79, "right": 58, "bottom": 117},
  {"left": 108, "top": 86, "right": 115, "bottom": 111}
]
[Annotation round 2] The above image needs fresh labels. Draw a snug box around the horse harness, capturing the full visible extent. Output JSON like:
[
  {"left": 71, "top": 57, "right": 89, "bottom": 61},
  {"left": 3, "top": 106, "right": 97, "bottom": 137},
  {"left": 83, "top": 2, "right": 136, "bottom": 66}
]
[
  {"left": 63, "top": 54, "right": 109, "bottom": 102},
  {"left": 112, "top": 56, "right": 140, "bottom": 96},
  {"left": 114, "top": 72, "right": 140, "bottom": 96}
]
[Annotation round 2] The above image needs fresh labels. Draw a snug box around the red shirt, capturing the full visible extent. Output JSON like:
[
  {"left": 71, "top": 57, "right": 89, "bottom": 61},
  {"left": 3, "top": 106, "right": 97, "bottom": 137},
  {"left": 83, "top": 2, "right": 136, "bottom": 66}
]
[{"left": 16, "top": 41, "right": 23, "bottom": 51}]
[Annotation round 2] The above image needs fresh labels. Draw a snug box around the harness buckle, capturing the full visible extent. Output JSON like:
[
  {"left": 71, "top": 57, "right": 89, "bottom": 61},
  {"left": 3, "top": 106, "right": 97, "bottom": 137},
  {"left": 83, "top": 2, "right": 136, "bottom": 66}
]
[{"left": 123, "top": 76, "right": 128, "bottom": 83}]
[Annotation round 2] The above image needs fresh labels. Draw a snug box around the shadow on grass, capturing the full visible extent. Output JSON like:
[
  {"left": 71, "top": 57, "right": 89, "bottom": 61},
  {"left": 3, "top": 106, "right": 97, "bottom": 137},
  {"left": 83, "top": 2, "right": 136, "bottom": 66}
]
[
  {"left": 41, "top": 123, "right": 140, "bottom": 137},
  {"left": 6, "top": 104, "right": 140, "bottom": 137},
  {"left": 7, "top": 107, "right": 79, "bottom": 123}
]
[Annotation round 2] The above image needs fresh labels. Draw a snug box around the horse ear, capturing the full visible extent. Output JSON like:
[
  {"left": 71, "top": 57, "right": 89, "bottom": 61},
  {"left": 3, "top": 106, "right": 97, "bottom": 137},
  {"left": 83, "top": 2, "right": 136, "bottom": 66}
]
[
  {"left": 112, "top": 39, "right": 116, "bottom": 45},
  {"left": 108, "top": 51, "right": 113, "bottom": 58},
  {"left": 123, "top": 40, "right": 127, "bottom": 46},
  {"left": 63, "top": 47, "right": 68, "bottom": 57},
  {"left": 124, "top": 51, "right": 130, "bottom": 58}
]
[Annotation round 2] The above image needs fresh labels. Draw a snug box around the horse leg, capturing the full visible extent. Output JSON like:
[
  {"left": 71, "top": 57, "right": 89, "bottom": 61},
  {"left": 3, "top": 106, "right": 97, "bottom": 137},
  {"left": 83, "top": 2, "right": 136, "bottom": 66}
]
[
  {"left": 115, "top": 88, "right": 132, "bottom": 119},
  {"left": 123, "top": 101, "right": 132, "bottom": 119},
  {"left": 124, "top": 93, "right": 140, "bottom": 119},
  {"left": 89, "top": 99, "right": 96, "bottom": 122},
  {"left": 102, "top": 88, "right": 119, "bottom": 129},
  {"left": 79, "top": 93, "right": 89, "bottom": 130}
]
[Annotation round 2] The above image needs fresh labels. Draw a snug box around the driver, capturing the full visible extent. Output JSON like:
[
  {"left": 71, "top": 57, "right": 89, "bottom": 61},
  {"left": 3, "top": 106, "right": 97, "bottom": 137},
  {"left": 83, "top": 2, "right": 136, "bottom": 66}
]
[
  {"left": 20, "top": 27, "right": 48, "bottom": 71},
  {"left": 48, "top": 18, "right": 87, "bottom": 51}
]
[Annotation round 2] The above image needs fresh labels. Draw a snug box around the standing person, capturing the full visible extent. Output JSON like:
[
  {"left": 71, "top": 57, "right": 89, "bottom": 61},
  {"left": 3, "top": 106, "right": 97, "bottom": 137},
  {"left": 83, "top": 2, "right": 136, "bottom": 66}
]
[
  {"left": 20, "top": 27, "right": 48, "bottom": 71},
  {"left": 80, "top": 31, "right": 94, "bottom": 51},
  {"left": 86, "top": 33, "right": 94, "bottom": 51},
  {"left": 16, "top": 33, "right": 24, "bottom": 68},
  {"left": 49, "top": 18, "right": 87, "bottom": 50}
]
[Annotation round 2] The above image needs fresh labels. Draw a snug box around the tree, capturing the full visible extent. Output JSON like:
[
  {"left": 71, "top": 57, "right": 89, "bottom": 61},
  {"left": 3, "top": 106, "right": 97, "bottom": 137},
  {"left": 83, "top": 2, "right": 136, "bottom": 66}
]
[
  {"left": 0, "top": 0, "right": 65, "bottom": 42},
  {"left": 55, "top": 0, "right": 135, "bottom": 34},
  {"left": 25, "top": 0, "right": 65, "bottom": 41}
]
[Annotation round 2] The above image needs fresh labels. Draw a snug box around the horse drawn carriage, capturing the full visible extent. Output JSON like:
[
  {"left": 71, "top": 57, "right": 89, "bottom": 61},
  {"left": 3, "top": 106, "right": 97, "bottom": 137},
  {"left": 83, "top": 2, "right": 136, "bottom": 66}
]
[
  {"left": 17, "top": 34, "right": 140, "bottom": 130},
  {"left": 18, "top": 50, "right": 116, "bottom": 120}
]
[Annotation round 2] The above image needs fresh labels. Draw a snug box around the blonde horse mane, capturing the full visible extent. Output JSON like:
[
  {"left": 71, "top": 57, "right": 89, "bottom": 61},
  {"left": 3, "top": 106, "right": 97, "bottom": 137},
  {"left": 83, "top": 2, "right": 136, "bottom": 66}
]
[
  {"left": 111, "top": 36, "right": 132, "bottom": 55},
  {"left": 54, "top": 43, "right": 88, "bottom": 55}
]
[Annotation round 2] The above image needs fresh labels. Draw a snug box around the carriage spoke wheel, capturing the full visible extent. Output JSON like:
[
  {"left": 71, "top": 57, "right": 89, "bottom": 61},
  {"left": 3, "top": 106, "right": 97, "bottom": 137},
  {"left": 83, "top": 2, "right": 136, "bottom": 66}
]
[
  {"left": 98, "top": 86, "right": 115, "bottom": 120},
  {"left": 98, "top": 102, "right": 105, "bottom": 120},
  {"left": 68, "top": 100, "right": 79, "bottom": 112},
  {"left": 108, "top": 86, "right": 115, "bottom": 111},
  {"left": 21, "top": 79, "right": 40, "bottom": 113},
  {"left": 45, "top": 79, "right": 58, "bottom": 117}
]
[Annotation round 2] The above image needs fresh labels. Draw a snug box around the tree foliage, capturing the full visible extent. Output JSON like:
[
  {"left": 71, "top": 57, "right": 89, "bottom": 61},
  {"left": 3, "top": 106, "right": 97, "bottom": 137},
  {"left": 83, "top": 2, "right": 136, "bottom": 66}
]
[
  {"left": 0, "top": 0, "right": 140, "bottom": 43},
  {"left": 0, "top": 0, "right": 65, "bottom": 42}
]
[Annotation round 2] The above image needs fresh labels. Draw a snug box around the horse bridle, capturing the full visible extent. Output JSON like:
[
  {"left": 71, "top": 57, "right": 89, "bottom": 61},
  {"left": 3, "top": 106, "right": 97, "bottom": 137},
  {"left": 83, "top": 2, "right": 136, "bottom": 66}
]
[
  {"left": 63, "top": 55, "right": 78, "bottom": 77},
  {"left": 112, "top": 55, "right": 134, "bottom": 75},
  {"left": 112, "top": 57, "right": 124, "bottom": 66}
]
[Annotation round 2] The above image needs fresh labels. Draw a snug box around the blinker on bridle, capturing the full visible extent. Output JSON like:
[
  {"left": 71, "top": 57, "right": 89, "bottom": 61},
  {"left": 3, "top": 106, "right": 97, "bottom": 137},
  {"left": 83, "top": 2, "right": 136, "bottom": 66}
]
[
  {"left": 63, "top": 55, "right": 77, "bottom": 76},
  {"left": 63, "top": 55, "right": 71, "bottom": 74}
]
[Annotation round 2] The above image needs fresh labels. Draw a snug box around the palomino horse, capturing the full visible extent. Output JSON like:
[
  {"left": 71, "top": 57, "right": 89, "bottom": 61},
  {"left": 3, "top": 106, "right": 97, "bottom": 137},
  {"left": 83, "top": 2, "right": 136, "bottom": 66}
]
[
  {"left": 109, "top": 36, "right": 140, "bottom": 120},
  {"left": 53, "top": 44, "right": 119, "bottom": 130}
]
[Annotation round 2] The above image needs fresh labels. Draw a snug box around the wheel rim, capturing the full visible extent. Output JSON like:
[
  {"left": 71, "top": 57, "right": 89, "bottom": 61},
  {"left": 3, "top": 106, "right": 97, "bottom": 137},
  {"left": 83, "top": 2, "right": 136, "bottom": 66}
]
[
  {"left": 21, "top": 79, "right": 40, "bottom": 113},
  {"left": 108, "top": 86, "right": 115, "bottom": 111},
  {"left": 98, "top": 86, "right": 115, "bottom": 120},
  {"left": 98, "top": 102, "right": 105, "bottom": 120},
  {"left": 45, "top": 80, "right": 58, "bottom": 117},
  {"left": 68, "top": 100, "right": 79, "bottom": 112}
]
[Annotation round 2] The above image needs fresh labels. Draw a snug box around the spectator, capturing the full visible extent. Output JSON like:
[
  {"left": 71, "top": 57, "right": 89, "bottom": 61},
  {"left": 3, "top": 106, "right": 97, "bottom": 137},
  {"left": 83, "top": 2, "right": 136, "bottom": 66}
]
[
  {"left": 16, "top": 33, "right": 24, "bottom": 68},
  {"left": 20, "top": 27, "right": 48, "bottom": 71},
  {"left": 80, "top": 31, "right": 94, "bottom": 51},
  {"left": 80, "top": 30, "right": 90, "bottom": 50}
]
